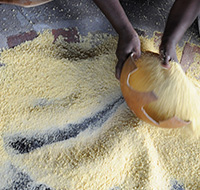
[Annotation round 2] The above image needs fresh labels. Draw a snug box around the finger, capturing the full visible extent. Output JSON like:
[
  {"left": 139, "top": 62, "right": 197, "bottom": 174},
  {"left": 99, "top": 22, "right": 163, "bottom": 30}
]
[
  {"left": 115, "top": 59, "right": 124, "bottom": 80},
  {"left": 162, "top": 62, "right": 171, "bottom": 69},
  {"left": 173, "top": 55, "right": 179, "bottom": 63},
  {"left": 116, "top": 50, "right": 141, "bottom": 79},
  {"left": 161, "top": 55, "right": 171, "bottom": 69},
  {"left": 135, "top": 50, "right": 141, "bottom": 59},
  {"left": 115, "top": 51, "right": 131, "bottom": 80}
]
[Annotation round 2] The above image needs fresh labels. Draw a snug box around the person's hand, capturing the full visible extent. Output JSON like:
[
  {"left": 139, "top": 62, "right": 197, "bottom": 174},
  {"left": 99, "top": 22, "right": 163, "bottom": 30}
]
[
  {"left": 159, "top": 0, "right": 200, "bottom": 68},
  {"left": 159, "top": 40, "right": 178, "bottom": 68},
  {"left": 115, "top": 29, "right": 141, "bottom": 79},
  {"left": 92, "top": 0, "right": 141, "bottom": 79}
]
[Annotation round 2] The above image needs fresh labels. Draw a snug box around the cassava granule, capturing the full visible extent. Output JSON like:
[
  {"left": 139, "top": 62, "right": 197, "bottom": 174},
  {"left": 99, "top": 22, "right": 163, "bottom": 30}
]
[{"left": 0, "top": 30, "right": 199, "bottom": 189}]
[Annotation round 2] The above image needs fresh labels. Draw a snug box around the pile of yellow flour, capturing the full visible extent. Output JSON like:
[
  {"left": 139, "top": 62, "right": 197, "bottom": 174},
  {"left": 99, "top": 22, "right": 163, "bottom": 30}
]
[{"left": 0, "top": 31, "right": 199, "bottom": 189}]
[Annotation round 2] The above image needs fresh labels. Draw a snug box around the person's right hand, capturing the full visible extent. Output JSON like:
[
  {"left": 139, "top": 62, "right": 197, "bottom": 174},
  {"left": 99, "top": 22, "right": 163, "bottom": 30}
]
[
  {"left": 159, "top": 0, "right": 200, "bottom": 68},
  {"left": 159, "top": 40, "right": 178, "bottom": 68},
  {"left": 115, "top": 28, "right": 141, "bottom": 79}
]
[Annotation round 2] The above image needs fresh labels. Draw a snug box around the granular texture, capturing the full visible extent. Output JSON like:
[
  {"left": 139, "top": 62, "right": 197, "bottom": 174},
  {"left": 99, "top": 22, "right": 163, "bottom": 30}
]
[
  {"left": 128, "top": 52, "right": 200, "bottom": 136},
  {"left": 0, "top": 31, "right": 200, "bottom": 190}
]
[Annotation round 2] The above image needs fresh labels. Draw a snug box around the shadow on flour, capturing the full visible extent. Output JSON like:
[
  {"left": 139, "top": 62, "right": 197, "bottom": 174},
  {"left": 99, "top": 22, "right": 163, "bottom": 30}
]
[
  {"left": 4, "top": 96, "right": 124, "bottom": 154},
  {"left": 0, "top": 164, "right": 52, "bottom": 190},
  {"left": 170, "top": 179, "right": 185, "bottom": 190}
]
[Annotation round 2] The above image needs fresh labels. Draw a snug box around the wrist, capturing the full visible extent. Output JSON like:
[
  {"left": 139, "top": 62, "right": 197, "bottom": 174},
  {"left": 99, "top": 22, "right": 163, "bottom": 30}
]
[
  {"left": 118, "top": 26, "right": 138, "bottom": 41},
  {"left": 116, "top": 22, "right": 134, "bottom": 35},
  {"left": 161, "top": 35, "right": 177, "bottom": 48}
]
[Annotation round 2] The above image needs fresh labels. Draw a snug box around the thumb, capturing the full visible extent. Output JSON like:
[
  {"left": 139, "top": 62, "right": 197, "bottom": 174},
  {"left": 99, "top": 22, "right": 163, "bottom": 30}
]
[
  {"left": 162, "top": 54, "right": 171, "bottom": 69},
  {"left": 115, "top": 59, "right": 124, "bottom": 80}
]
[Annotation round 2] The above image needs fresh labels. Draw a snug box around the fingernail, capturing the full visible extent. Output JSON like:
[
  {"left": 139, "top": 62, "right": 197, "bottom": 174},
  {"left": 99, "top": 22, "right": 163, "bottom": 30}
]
[
  {"left": 115, "top": 70, "right": 120, "bottom": 80},
  {"left": 161, "top": 63, "right": 170, "bottom": 70}
]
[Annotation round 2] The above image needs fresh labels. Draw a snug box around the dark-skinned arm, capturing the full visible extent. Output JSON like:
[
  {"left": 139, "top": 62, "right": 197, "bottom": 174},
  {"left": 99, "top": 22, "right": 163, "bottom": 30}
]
[
  {"left": 93, "top": 0, "right": 141, "bottom": 79},
  {"left": 160, "top": 0, "right": 200, "bottom": 66}
]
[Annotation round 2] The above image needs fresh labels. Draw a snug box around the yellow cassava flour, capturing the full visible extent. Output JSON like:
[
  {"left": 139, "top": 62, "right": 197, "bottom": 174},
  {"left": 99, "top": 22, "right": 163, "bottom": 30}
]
[{"left": 0, "top": 31, "right": 199, "bottom": 189}]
